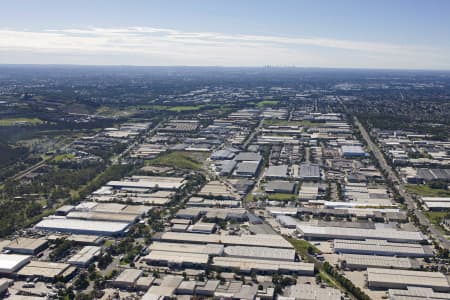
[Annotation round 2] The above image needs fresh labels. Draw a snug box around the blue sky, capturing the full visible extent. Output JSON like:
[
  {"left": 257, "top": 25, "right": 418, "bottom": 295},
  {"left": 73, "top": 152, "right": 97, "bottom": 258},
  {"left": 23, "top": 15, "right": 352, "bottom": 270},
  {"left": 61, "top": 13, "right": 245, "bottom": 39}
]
[{"left": 1, "top": 0, "right": 449, "bottom": 69}]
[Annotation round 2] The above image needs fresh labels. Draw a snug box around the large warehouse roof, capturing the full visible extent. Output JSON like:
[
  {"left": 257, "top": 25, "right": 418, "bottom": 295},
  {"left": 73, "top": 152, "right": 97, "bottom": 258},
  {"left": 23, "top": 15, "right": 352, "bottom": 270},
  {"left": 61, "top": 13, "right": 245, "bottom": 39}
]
[
  {"left": 158, "top": 232, "right": 293, "bottom": 249},
  {"left": 297, "top": 224, "right": 424, "bottom": 243},
  {"left": 367, "top": 268, "right": 450, "bottom": 292},
  {"left": 34, "top": 217, "right": 130, "bottom": 236},
  {"left": 212, "top": 257, "right": 314, "bottom": 275},
  {"left": 144, "top": 250, "right": 209, "bottom": 266},
  {"left": 149, "top": 242, "right": 224, "bottom": 256},
  {"left": 338, "top": 253, "right": 415, "bottom": 270},
  {"left": 333, "top": 239, "right": 433, "bottom": 257},
  {"left": 224, "top": 246, "right": 295, "bottom": 261}
]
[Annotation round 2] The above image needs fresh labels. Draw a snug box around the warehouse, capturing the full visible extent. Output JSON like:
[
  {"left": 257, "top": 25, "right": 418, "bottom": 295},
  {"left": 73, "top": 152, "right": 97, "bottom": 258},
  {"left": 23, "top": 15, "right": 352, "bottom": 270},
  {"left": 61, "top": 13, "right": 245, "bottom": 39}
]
[
  {"left": 299, "top": 163, "right": 321, "bottom": 180},
  {"left": 143, "top": 250, "right": 209, "bottom": 268},
  {"left": 367, "top": 268, "right": 450, "bottom": 292},
  {"left": 388, "top": 286, "right": 450, "bottom": 300},
  {"left": 276, "top": 215, "right": 299, "bottom": 228},
  {"left": 188, "top": 222, "right": 217, "bottom": 234},
  {"left": 283, "top": 284, "right": 342, "bottom": 300},
  {"left": 212, "top": 257, "right": 314, "bottom": 275},
  {"left": 149, "top": 242, "right": 224, "bottom": 256},
  {"left": 111, "top": 268, "right": 143, "bottom": 289},
  {"left": 157, "top": 232, "right": 294, "bottom": 249},
  {"left": 421, "top": 197, "right": 450, "bottom": 211},
  {"left": 265, "top": 180, "right": 296, "bottom": 194},
  {"left": 66, "top": 211, "right": 139, "bottom": 223},
  {"left": 17, "top": 260, "right": 74, "bottom": 281},
  {"left": 234, "top": 152, "right": 262, "bottom": 162},
  {"left": 34, "top": 217, "right": 130, "bottom": 236},
  {"left": 338, "top": 254, "right": 417, "bottom": 270},
  {"left": 235, "top": 161, "right": 261, "bottom": 177},
  {"left": 211, "top": 149, "right": 235, "bottom": 160},
  {"left": 107, "top": 176, "right": 186, "bottom": 191},
  {"left": 0, "top": 254, "right": 31, "bottom": 274},
  {"left": 265, "top": 165, "right": 289, "bottom": 179},
  {"left": 297, "top": 224, "right": 425, "bottom": 243},
  {"left": 4, "top": 238, "right": 48, "bottom": 255},
  {"left": 333, "top": 239, "right": 433, "bottom": 257},
  {"left": 68, "top": 246, "right": 101, "bottom": 267},
  {"left": 298, "top": 183, "right": 319, "bottom": 201},
  {"left": 223, "top": 246, "right": 296, "bottom": 261},
  {"left": 197, "top": 181, "right": 239, "bottom": 200},
  {"left": 341, "top": 145, "right": 367, "bottom": 157}
]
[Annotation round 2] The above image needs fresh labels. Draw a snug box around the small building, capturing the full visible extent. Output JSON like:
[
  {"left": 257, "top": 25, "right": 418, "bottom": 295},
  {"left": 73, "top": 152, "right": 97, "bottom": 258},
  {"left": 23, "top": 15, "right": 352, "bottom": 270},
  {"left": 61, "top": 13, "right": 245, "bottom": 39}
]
[
  {"left": 111, "top": 268, "right": 143, "bottom": 289},
  {"left": 0, "top": 254, "right": 31, "bottom": 274},
  {"left": 188, "top": 222, "right": 217, "bottom": 234},
  {"left": 68, "top": 246, "right": 101, "bottom": 267}
]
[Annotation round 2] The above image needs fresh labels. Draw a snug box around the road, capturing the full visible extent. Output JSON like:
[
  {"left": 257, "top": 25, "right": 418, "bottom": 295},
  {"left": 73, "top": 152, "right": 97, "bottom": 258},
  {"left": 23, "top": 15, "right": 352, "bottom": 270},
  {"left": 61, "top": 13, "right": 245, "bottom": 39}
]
[
  {"left": 243, "top": 118, "right": 264, "bottom": 149},
  {"left": 354, "top": 117, "right": 450, "bottom": 249}
]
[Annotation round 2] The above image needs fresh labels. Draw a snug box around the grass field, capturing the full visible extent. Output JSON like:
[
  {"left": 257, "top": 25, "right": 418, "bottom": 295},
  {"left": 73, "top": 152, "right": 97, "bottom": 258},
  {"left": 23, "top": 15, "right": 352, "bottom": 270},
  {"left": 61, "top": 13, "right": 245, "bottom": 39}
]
[
  {"left": 256, "top": 100, "right": 279, "bottom": 108},
  {"left": 145, "top": 151, "right": 204, "bottom": 170},
  {"left": 287, "top": 238, "right": 321, "bottom": 261},
  {"left": 424, "top": 211, "right": 449, "bottom": 225},
  {"left": 267, "top": 193, "right": 297, "bottom": 201},
  {"left": 52, "top": 153, "right": 75, "bottom": 163},
  {"left": 0, "top": 117, "right": 43, "bottom": 126},
  {"left": 405, "top": 185, "right": 450, "bottom": 197}
]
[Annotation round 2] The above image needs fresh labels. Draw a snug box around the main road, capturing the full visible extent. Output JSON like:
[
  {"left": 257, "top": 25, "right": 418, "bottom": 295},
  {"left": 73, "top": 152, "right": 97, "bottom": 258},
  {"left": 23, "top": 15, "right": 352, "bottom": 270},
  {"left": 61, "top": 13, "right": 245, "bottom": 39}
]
[{"left": 354, "top": 116, "right": 450, "bottom": 249}]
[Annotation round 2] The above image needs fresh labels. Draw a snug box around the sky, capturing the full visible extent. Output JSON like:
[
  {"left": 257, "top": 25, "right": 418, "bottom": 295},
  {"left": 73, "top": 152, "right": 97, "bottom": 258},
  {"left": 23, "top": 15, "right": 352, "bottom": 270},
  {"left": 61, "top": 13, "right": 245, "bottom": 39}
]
[{"left": 0, "top": 0, "right": 450, "bottom": 70}]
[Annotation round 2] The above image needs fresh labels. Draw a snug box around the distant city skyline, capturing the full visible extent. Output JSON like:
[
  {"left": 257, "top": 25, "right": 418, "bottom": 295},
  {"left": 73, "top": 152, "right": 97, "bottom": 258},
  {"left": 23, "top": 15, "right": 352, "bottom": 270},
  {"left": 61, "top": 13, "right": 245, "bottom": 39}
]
[{"left": 1, "top": 0, "right": 450, "bottom": 70}]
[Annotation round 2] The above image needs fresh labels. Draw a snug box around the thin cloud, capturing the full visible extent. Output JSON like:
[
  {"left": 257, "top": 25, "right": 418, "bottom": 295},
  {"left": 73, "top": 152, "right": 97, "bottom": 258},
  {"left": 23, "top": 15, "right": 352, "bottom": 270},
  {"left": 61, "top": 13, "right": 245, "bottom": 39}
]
[{"left": 0, "top": 26, "right": 447, "bottom": 69}]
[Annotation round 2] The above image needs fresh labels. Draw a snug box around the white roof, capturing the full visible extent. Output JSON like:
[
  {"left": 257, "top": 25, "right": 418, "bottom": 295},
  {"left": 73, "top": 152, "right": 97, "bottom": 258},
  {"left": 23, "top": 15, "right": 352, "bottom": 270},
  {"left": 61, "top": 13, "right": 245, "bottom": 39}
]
[
  {"left": 0, "top": 254, "right": 31, "bottom": 273},
  {"left": 297, "top": 224, "right": 424, "bottom": 243},
  {"left": 34, "top": 217, "right": 130, "bottom": 235}
]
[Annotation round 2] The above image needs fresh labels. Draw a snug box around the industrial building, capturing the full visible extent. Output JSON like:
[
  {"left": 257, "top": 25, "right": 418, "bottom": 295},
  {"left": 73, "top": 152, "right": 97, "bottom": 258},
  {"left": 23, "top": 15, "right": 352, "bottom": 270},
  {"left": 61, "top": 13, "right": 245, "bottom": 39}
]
[
  {"left": 421, "top": 197, "right": 450, "bottom": 211},
  {"left": 282, "top": 284, "right": 342, "bottom": 300},
  {"left": 212, "top": 257, "right": 314, "bottom": 275},
  {"left": 265, "top": 165, "right": 289, "bottom": 179},
  {"left": 107, "top": 175, "right": 186, "bottom": 191},
  {"left": 367, "top": 268, "right": 450, "bottom": 292},
  {"left": 388, "top": 286, "right": 450, "bottom": 300},
  {"left": 297, "top": 224, "right": 425, "bottom": 243},
  {"left": 4, "top": 238, "right": 48, "bottom": 255},
  {"left": 34, "top": 217, "right": 130, "bottom": 236},
  {"left": 276, "top": 215, "right": 299, "bottom": 228},
  {"left": 265, "top": 180, "right": 296, "bottom": 194},
  {"left": 0, "top": 254, "right": 31, "bottom": 274},
  {"left": 341, "top": 145, "right": 367, "bottom": 157},
  {"left": 157, "top": 232, "right": 294, "bottom": 249},
  {"left": 17, "top": 260, "right": 75, "bottom": 281},
  {"left": 338, "top": 253, "right": 417, "bottom": 270},
  {"left": 144, "top": 250, "right": 209, "bottom": 268},
  {"left": 333, "top": 239, "right": 433, "bottom": 257},
  {"left": 111, "top": 268, "right": 144, "bottom": 289},
  {"left": 223, "top": 246, "right": 296, "bottom": 261},
  {"left": 235, "top": 161, "right": 261, "bottom": 177},
  {"left": 299, "top": 163, "right": 321, "bottom": 180},
  {"left": 68, "top": 246, "right": 102, "bottom": 267},
  {"left": 148, "top": 242, "right": 224, "bottom": 256}
]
